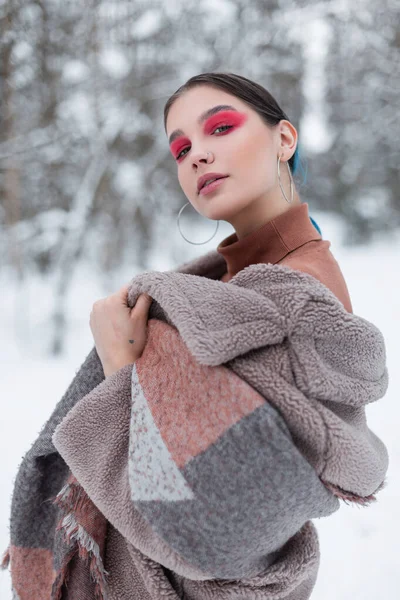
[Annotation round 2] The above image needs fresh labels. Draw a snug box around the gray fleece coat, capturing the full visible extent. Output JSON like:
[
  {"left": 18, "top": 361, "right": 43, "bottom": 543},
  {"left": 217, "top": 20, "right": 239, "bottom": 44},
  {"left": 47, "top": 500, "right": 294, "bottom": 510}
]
[{"left": 2, "top": 249, "right": 389, "bottom": 600}]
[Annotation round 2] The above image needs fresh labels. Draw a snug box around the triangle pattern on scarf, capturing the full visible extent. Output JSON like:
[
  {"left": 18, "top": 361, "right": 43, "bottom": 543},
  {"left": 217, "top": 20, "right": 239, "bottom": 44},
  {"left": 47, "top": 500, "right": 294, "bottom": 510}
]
[{"left": 128, "top": 363, "right": 195, "bottom": 502}]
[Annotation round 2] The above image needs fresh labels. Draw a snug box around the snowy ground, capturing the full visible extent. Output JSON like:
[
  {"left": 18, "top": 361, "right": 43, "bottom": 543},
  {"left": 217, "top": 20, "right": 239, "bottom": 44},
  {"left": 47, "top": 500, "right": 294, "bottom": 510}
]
[{"left": 0, "top": 210, "right": 398, "bottom": 599}]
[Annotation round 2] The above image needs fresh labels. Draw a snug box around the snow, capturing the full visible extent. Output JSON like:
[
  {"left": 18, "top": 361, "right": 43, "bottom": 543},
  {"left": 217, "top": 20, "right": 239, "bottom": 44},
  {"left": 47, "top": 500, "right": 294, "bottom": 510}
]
[
  {"left": 99, "top": 47, "right": 131, "bottom": 79},
  {"left": 57, "top": 91, "right": 96, "bottom": 136},
  {"left": 113, "top": 160, "right": 143, "bottom": 197},
  {"left": 0, "top": 211, "right": 398, "bottom": 599},
  {"left": 197, "top": 0, "right": 237, "bottom": 23},
  {"left": 299, "top": 19, "right": 334, "bottom": 154},
  {"left": 130, "top": 9, "right": 163, "bottom": 40},
  {"left": 11, "top": 41, "right": 33, "bottom": 62},
  {"left": 62, "top": 60, "right": 91, "bottom": 85}
]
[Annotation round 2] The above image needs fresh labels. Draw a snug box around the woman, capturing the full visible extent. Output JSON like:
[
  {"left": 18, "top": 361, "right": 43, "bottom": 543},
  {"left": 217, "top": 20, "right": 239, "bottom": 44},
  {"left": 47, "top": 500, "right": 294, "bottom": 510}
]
[
  {"left": 91, "top": 72, "right": 352, "bottom": 377},
  {"left": 2, "top": 73, "right": 388, "bottom": 600}
]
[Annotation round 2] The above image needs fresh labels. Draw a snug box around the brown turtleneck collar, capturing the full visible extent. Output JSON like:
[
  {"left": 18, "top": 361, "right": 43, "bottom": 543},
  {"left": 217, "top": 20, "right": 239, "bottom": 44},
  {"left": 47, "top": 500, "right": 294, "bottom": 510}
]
[{"left": 216, "top": 202, "right": 321, "bottom": 280}]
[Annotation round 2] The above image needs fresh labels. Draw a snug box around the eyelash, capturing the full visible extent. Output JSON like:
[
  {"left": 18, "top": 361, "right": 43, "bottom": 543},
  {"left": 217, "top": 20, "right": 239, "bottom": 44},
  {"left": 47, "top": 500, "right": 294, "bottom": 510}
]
[{"left": 175, "top": 124, "right": 233, "bottom": 161}]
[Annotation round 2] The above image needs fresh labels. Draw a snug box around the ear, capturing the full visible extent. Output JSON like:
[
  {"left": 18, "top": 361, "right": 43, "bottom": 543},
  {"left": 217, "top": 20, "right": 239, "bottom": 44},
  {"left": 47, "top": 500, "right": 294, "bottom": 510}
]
[{"left": 278, "top": 120, "right": 298, "bottom": 158}]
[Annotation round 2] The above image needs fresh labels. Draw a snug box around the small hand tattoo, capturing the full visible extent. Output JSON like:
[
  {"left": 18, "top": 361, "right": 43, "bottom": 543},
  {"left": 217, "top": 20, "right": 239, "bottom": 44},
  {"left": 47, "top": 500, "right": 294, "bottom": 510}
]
[{"left": 128, "top": 339, "right": 135, "bottom": 344}]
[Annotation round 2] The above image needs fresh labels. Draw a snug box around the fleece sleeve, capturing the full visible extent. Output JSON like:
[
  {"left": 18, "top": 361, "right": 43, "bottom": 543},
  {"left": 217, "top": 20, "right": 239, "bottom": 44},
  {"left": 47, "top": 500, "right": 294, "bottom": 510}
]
[{"left": 52, "top": 319, "right": 340, "bottom": 581}]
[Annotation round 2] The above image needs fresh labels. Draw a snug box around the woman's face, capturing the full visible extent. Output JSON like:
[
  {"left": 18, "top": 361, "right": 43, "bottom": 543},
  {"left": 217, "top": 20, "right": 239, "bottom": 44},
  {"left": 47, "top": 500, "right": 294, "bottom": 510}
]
[{"left": 165, "top": 85, "right": 297, "bottom": 234}]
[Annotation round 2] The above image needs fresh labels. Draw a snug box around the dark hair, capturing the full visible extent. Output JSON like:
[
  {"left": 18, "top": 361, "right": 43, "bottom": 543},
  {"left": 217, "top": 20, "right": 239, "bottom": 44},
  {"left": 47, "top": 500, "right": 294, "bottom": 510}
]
[{"left": 163, "top": 71, "right": 307, "bottom": 185}]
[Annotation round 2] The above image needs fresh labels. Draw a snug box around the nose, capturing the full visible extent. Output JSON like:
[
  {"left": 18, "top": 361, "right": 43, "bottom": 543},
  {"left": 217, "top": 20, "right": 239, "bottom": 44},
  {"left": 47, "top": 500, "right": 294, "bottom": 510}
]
[{"left": 191, "top": 150, "right": 211, "bottom": 168}]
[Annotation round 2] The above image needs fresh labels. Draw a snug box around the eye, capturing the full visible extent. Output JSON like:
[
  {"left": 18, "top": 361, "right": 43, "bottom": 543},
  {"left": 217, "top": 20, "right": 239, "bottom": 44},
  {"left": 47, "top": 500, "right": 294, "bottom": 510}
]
[
  {"left": 176, "top": 146, "right": 190, "bottom": 160},
  {"left": 175, "top": 124, "right": 233, "bottom": 161},
  {"left": 213, "top": 124, "right": 232, "bottom": 134}
]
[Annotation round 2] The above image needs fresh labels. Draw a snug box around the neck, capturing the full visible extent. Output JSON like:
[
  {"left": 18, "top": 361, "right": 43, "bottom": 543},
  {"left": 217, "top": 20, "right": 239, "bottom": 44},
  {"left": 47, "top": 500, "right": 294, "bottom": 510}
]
[
  {"left": 226, "top": 163, "right": 302, "bottom": 239},
  {"left": 230, "top": 193, "right": 302, "bottom": 240}
]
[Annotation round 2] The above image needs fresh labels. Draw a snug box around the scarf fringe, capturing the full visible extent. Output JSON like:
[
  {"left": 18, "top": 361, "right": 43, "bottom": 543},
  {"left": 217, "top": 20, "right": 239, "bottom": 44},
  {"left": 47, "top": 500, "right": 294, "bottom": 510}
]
[
  {"left": 51, "top": 478, "right": 93, "bottom": 513},
  {"left": 321, "top": 476, "right": 387, "bottom": 506},
  {"left": 51, "top": 478, "right": 110, "bottom": 600},
  {"left": 51, "top": 544, "right": 79, "bottom": 600},
  {"left": 1, "top": 546, "right": 10, "bottom": 570}
]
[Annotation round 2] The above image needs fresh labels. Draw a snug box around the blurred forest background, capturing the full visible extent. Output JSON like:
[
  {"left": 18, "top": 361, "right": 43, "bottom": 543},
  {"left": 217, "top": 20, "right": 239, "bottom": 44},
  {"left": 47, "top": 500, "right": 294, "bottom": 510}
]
[
  {"left": 2, "top": 4, "right": 399, "bottom": 598},
  {"left": 0, "top": 0, "right": 399, "bottom": 353}
]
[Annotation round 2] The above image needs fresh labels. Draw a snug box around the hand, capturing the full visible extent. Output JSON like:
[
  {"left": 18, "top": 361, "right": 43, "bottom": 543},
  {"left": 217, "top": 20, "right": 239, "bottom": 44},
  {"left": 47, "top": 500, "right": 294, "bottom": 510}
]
[{"left": 89, "top": 284, "right": 153, "bottom": 377}]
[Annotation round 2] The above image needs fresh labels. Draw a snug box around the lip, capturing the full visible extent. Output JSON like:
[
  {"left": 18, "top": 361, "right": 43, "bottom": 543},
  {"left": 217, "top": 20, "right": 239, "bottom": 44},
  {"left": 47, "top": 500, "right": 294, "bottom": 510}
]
[
  {"left": 197, "top": 172, "right": 229, "bottom": 193},
  {"left": 199, "top": 177, "right": 228, "bottom": 196}
]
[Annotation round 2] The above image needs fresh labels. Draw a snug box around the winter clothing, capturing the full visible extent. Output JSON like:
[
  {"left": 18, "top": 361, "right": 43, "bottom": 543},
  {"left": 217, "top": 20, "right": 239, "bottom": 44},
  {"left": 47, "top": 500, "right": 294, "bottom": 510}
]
[
  {"left": 217, "top": 202, "right": 353, "bottom": 313},
  {"left": 1, "top": 203, "right": 389, "bottom": 600}
]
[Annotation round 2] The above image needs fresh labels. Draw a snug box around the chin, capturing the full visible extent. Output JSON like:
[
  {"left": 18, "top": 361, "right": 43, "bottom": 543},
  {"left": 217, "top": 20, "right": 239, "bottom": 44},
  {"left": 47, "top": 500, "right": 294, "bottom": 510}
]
[{"left": 204, "top": 204, "right": 238, "bottom": 224}]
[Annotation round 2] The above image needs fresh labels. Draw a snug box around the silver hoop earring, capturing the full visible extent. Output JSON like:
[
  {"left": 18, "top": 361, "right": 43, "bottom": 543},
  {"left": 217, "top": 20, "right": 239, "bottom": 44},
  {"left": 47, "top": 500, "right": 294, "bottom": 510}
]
[
  {"left": 277, "top": 155, "right": 294, "bottom": 204},
  {"left": 177, "top": 202, "right": 220, "bottom": 245}
]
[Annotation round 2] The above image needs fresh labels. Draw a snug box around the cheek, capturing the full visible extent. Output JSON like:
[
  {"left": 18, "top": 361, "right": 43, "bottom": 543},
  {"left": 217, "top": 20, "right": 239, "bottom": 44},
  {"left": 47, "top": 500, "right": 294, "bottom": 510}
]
[
  {"left": 233, "top": 138, "right": 275, "bottom": 191},
  {"left": 226, "top": 129, "right": 259, "bottom": 166},
  {"left": 227, "top": 137, "right": 258, "bottom": 175},
  {"left": 177, "top": 168, "right": 193, "bottom": 197},
  {"left": 237, "top": 134, "right": 270, "bottom": 169},
  {"left": 178, "top": 166, "right": 188, "bottom": 184}
]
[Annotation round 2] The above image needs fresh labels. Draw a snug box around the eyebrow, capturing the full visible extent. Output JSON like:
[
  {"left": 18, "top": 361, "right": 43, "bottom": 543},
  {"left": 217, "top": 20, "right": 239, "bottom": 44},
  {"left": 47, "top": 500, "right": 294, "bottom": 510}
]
[{"left": 168, "top": 104, "right": 239, "bottom": 146}]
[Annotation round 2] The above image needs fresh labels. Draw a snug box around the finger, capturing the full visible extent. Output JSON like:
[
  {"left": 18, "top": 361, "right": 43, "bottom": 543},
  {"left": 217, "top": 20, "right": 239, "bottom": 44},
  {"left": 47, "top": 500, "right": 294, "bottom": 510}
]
[
  {"left": 113, "top": 284, "right": 131, "bottom": 306},
  {"left": 130, "top": 294, "right": 152, "bottom": 318},
  {"left": 131, "top": 292, "right": 152, "bottom": 307}
]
